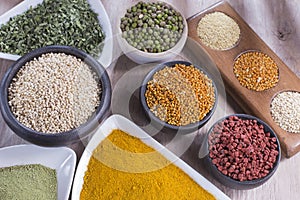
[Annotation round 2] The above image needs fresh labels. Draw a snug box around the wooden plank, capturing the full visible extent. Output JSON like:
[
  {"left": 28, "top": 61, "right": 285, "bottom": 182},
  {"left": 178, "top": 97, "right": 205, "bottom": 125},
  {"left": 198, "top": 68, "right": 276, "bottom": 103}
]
[{"left": 187, "top": 1, "right": 300, "bottom": 157}]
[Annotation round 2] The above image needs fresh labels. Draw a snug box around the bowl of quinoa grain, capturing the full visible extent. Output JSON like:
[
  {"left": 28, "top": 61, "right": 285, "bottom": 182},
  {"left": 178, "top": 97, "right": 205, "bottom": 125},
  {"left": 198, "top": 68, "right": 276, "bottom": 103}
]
[
  {"left": 117, "top": 1, "right": 188, "bottom": 64},
  {"left": 140, "top": 60, "right": 217, "bottom": 134},
  {"left": 0, "top": 46, "right": 111, "bottom": 146},
  {"left": 203, "top": 114, "right": 281, "bottom": 190}
]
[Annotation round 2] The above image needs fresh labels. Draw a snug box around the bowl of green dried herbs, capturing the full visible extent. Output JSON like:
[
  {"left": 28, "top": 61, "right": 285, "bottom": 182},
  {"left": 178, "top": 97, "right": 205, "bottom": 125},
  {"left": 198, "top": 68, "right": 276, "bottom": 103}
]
[
  {"left": 0, "top": 45, "right": 111, "bottom": 146},
  {"left": 0, "top": 0, "right": 113, "bottom": 68},
  {"left": 117, "top": 1, "right": 188, "bottom": 64}
]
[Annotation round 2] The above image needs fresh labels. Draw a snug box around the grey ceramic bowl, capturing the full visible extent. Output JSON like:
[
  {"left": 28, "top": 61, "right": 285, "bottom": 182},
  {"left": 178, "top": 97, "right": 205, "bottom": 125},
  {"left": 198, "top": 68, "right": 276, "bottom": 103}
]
[
  {"left": 203, "top": 114, "right": 281, "bottom": 190},
  {"left": 0, "top": 45, "right": 111, "bottom": 146},
  {"left": 140, "top": 60, "right": 218, "bottom": 134}
]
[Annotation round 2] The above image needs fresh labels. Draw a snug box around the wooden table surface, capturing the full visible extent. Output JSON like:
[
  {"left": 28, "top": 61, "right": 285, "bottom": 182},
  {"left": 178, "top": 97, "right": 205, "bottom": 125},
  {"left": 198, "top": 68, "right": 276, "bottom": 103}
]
[{"left": 0, "top": 0, "right": 300, "bottom": 200}]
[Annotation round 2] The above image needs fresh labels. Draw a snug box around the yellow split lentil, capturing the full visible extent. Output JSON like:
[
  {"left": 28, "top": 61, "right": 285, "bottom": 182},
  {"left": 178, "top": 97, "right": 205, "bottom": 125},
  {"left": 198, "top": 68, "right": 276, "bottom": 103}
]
[
  {"left": 145, "top": 63, "right": 216, "bottom": 126},
  {"left": 233, "top": 51, "right": 279, "bottom": 91},
  {"left": 80, "top": 129, "right": 216, "bottom": 200}
]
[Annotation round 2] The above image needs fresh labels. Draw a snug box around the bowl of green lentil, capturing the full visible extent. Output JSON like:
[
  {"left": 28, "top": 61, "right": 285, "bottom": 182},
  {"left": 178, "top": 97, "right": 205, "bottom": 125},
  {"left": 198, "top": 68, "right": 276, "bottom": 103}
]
[
  {"left": 0, "top": 45, "right": 111, "bottom": 146},
  {"left": 117, "top": 1, "right": 188, "bottom": 64},
  {"left": 140, "top": 60, "right": 217, "bottom": 134}
]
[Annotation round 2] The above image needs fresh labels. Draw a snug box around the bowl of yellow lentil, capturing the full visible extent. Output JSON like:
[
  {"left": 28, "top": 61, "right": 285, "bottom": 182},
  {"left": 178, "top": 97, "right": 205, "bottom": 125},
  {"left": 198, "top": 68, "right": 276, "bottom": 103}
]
[
  {"left": 0, "top": 45, "right": 111, "bottom": 146},
  {"left": 140, "top": 60, "right": 217, "bottom": 133}
]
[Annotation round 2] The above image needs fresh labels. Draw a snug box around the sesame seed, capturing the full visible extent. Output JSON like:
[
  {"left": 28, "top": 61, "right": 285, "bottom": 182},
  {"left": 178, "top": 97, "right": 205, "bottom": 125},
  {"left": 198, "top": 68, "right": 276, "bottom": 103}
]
[{"left": 197, "top": 12, "right": 240, "bottom": 50}]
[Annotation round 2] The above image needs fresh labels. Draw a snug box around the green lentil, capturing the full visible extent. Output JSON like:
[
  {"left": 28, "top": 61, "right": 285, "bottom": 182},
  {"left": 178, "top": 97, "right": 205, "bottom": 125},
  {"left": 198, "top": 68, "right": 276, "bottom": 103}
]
[
  {"left": 0, "top": 164, "right": 57, "bottom": 200},
  {"left": 120, "top": 1, "right": 184, "bottom": 53},
  {"left": 0, "top": 0, "right": 105, "bottom": 57}
]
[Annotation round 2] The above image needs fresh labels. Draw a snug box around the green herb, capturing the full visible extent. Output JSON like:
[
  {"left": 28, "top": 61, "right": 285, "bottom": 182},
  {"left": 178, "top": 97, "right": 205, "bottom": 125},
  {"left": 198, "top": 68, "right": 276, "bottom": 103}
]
[
  {"left": 0, "top": 164, "right": 57, "bottom": 200},
  {"left": 120, "top": 1, "right": 184, "bottom": 53},
  {"left": 0, "top": 0, "right": 105, "bottom": 56}
]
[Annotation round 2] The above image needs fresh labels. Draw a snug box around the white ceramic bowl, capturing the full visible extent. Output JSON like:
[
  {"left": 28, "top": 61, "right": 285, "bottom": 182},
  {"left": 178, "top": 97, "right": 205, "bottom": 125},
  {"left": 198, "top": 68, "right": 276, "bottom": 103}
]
[
  {"left": 0, "top": 0, "right": 113, "bottom": 68},
  {"left": 0, "top": 144, "right": 76, "bottom": 200},
  {"left": 71, "top": 114, "right": 230, "bottom": 200},
  {"left": 117, "top": 1, "right": 188, "bottom": 64}
]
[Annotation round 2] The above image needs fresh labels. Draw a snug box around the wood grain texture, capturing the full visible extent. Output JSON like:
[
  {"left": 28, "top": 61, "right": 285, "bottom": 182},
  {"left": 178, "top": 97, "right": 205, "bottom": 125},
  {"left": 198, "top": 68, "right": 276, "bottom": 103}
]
[
  {"left": 0, "top": 0, "right": 300, "bottom": 200},
  {"left": 187, "top": 1, "right": 300, "bottom": 157}
]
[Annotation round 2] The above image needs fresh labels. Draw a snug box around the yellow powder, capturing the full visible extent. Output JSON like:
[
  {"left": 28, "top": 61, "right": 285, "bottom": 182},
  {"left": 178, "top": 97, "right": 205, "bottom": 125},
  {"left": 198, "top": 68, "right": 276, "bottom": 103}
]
[{"left": 80, "top": 129, "right": 215, "bottom": 200}]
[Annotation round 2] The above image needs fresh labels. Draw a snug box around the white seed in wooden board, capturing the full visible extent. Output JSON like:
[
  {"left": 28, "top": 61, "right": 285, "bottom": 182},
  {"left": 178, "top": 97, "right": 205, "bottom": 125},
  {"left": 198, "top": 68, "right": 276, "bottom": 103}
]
[
  {"left": 197, "top": 11, "right": 240, "bottom": 50},
  {"left": 270, "top": 91, "right": 300, "bottom": 133}
]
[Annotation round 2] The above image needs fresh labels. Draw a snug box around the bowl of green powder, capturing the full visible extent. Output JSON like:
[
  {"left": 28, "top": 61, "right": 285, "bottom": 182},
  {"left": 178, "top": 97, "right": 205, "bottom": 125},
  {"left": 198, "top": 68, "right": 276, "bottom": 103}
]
[
  {"left": 0, "top": 144, "right": 76, "bottom": 200},
  {"left": 0, "top": 45, "right": 111, "bottom": 146}
]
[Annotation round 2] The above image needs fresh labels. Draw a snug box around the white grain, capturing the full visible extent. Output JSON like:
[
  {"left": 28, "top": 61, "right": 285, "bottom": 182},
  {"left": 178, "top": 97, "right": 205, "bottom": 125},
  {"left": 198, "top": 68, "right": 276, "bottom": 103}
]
[
  {"left": 197, "top": 11, "right": 240, "bottom": 50},
  {"left": 8, "top": 53, "right": 101, "bottom": 134},
  {"left": 270, "top": 91, "right": 300, "bottom": 133}
]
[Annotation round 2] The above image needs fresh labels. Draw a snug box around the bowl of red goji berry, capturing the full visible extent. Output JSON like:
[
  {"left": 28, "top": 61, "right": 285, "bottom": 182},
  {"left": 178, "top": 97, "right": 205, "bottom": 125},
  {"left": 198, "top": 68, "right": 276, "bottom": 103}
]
[{"left": 204, "top": 114, "right": 281, "bottom": 190}]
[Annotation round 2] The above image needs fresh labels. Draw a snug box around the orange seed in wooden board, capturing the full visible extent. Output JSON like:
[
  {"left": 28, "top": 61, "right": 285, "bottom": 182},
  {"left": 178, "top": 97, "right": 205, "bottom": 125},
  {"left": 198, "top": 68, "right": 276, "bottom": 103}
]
[{"left": 233, "top": 51, "right": 279, "bottom": 91}]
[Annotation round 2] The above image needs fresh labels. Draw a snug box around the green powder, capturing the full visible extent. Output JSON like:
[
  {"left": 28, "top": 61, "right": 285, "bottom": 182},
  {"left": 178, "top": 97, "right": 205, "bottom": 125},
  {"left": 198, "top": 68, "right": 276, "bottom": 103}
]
[{"left": 0, "top": 164, "right": 57, "bottom": 200}]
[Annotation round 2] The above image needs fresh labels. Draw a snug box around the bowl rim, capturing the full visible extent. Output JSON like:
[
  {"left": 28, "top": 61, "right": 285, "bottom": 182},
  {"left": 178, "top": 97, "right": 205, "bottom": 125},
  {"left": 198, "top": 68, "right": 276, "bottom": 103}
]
[
  {"left": 205, "top": 113, "right": 281, "bottom": 186},
  {"left": 0, "top": 45, "right": 111, "bottom": 146},
  {"left": 140, "top": 60, "right": 218, "bottom": 133}
]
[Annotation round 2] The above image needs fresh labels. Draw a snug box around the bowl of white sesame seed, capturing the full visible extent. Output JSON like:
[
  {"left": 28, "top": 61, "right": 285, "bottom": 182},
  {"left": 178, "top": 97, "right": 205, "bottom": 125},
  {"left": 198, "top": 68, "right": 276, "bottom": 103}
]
[
  {"left": 140, "top": 60, "right": 217, "bottom": 134},
  {"left": 0, "top": 45, "right": 111, "bottom": 146}
]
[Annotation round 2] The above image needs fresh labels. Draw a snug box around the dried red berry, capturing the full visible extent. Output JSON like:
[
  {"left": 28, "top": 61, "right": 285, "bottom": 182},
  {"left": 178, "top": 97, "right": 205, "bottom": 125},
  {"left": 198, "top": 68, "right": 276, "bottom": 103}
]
[{"left": 208, "top": 116, "right": 279, "bottom": 181}]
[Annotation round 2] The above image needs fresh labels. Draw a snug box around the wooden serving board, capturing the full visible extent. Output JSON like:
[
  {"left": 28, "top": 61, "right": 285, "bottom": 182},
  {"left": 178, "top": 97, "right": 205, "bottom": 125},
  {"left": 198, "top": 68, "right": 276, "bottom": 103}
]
[{"left": 187, "top": 1, "right": 300, "bottom": 158}]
